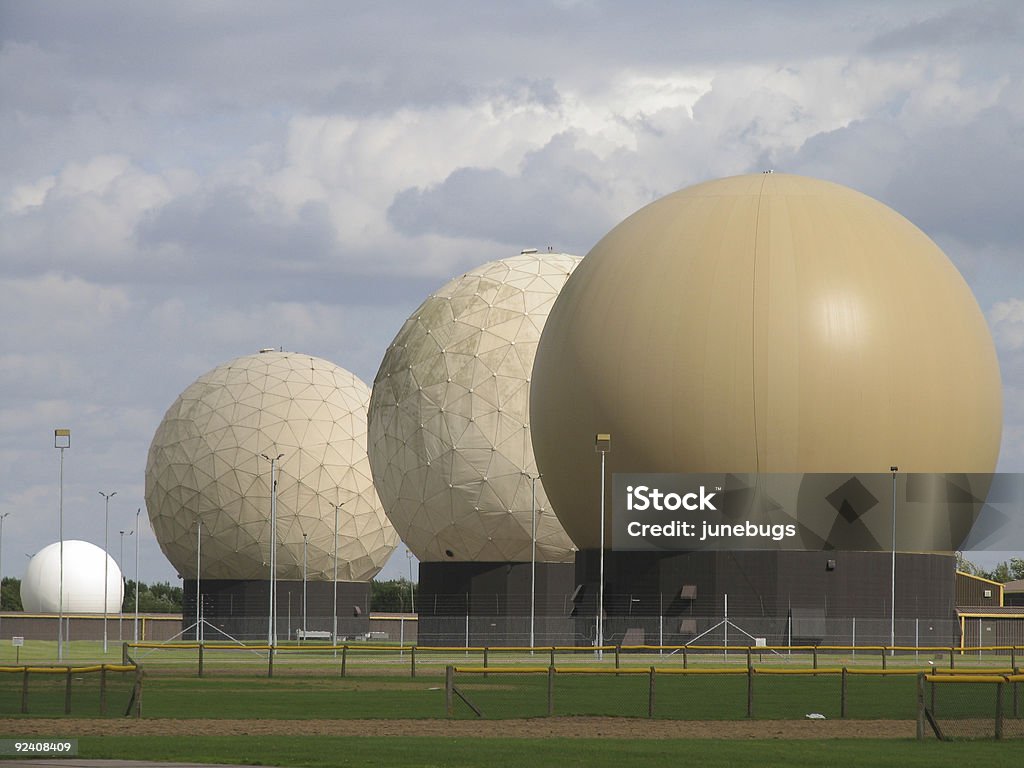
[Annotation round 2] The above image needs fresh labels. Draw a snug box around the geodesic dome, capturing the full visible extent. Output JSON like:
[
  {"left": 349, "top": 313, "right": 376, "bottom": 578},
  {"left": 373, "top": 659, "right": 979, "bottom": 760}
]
[
  {"left": 21, "top": 540, "right": 123, "bottom": 613},
  {"left": 368, "top": 251, "right": 581, "bottom": 563},
  {"left": 145, "top": 351, "right": 398, "bottom": 581}
]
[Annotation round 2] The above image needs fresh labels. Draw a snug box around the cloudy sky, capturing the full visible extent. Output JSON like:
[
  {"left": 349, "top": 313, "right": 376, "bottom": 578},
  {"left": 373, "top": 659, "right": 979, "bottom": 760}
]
[{"left": 2, "top": 1, "right": 1022, "bottom": 586}]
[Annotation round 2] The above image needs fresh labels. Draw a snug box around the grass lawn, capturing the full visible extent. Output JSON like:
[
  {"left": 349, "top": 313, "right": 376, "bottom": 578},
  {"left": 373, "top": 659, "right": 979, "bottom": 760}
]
[{"left": 74, "top": 735, "right": 1023, "bottom": 768}]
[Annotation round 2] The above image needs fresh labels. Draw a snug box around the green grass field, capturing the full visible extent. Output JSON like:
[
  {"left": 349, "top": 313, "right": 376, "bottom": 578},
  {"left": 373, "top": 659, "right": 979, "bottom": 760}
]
[
  {"left": 69, "top": 736, "right": 1024, "bottom": 768},
  {"left": 1, "top": 640, "right": 1021, "bottom": 766}
]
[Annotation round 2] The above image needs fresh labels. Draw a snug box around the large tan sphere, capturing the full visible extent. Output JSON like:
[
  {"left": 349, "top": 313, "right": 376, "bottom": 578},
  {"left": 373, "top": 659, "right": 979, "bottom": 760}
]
[
  {"left": 531, "top": 173, "right": 1002, "bottom": 550},
  {"left": 368, "top": 251, "right": 581, "bottom": 563},
  {"left": 145, "top": 351, "right": 398, "bottom": 581}
]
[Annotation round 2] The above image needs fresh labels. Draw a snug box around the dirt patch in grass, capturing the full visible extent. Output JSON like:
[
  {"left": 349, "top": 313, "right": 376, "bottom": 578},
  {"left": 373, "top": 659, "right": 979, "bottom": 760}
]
[{"left": 1, "top": 717, "right": 916, "bottom": 739}]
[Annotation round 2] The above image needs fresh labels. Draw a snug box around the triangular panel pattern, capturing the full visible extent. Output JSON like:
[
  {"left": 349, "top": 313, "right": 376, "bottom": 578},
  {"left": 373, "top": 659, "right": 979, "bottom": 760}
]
[
  {"left": 145, "top": 351, "right": 398, "bottom": 581},
  {"left": 367, "top": 252, "right": 581, "bottom": 563}
]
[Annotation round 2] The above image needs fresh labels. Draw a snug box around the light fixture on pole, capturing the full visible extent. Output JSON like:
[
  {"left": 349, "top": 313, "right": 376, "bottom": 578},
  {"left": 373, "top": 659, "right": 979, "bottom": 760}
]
[
  {"left": 595, "top": 433, "right": 611, "bottom": 660},
  {"left": 0, "top": 512, "right": 9, "bottom": 636},
  {"left": 99, "top": 490, "right": 117, "bottom": 654},
  {"left": 119, "top": 529, "right": 133, "bottom": 642},
  {"left": 261, "top": 453, "right": 284, "bottom": 647},
  {"left": 54, "top": 428, "right": 70, "bottom": 661},
  {"left": 134, "top": 507, "right": 140, "bottom": 643},
  {"left": 523, "top": 471, "right": 542, "bottom": 652},
  {"left": 890, "top": 465, "right": 898, "bottom": 655}
]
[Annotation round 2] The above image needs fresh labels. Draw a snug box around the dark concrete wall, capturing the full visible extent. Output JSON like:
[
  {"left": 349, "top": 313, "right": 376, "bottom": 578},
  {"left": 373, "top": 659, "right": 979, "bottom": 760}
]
[{"left": 182, "top": 579, "right": 371, "bottom": 641}]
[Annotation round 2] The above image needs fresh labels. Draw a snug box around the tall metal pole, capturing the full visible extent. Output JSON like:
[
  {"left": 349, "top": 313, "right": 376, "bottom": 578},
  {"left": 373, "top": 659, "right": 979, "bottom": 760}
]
[
  {"left": 333, "top": 503, "right": 340, "bottom": 646},
  {"left": 527, "top": 472, "right": 542, "bottom": 652},
  {"left": 134, "top": 508, "right": 140, "bottom": 643},
  {"left": 302, "top": 532, "right": 308, "bottom": 638},
  {"left": 595, "top": 434, "right": 611, "bottom": 660},
  {"left": 196, "top": 520, "right": 201, "bottom": 643},
  {"left": 407, "top": 549, "right": 415, "bottom": 613},
  {"left": 119, "top": 530, "right": 132, "bottom": 642},
  {"left": 262, "top": 453, "right": 284, "bottom": 647},
  {"left": 0, "top": 512, "right": 9, "bottom": 636},
  {"left": 55, "top": 429, "right": 70, "bottom": 661},
  {"left": 890, "top": 466, "right": 898, "bottom": 655},
  {"left": 99, "top": 491, "right": 116, "bottom": 654}
]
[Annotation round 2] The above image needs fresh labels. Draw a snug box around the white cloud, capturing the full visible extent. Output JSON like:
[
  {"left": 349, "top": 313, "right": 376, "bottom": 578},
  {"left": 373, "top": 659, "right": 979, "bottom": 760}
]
[{"left": 991, "top": 299, "right": 1024, "bottom": 351}]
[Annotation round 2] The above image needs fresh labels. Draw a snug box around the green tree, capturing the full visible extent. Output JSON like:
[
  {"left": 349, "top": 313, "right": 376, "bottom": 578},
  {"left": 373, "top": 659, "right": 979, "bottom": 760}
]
[
  {"left": 122, "top": 580, "right": 183, "bottom": 613},
  {"left": 371, "top": 578, "right": 418, "bottom": 612},
  {"left": 1, "top": 577, "right": 22, "bottom": 610}
]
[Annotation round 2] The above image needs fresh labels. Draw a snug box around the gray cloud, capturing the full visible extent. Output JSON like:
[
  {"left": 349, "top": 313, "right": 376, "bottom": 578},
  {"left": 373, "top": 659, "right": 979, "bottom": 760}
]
[
  {"left": 2, "top": 0, "right": 1022, "bottom": 584},
  {"left": 387, "top": 133, "right": 614, "bottom": 253}
]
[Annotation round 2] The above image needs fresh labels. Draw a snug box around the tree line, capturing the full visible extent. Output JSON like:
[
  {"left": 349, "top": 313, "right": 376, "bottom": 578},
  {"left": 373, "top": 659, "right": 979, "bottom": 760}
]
[
  {"left": 956, "top": 555, "right": 1024, "bottom": 584},
  {"left": 2, "top": 576, "right": 418, "bottom": 613},
  {"left": 0, "top": 577, "right": 184, "bottom": 612}
]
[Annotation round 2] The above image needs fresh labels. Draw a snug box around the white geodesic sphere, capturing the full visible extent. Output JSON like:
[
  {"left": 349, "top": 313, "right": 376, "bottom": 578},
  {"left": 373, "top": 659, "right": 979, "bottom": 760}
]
[
  {"left": 368, "top": 251, "right": 581, "bottom": 563},
  {"left": 21, "top": 540, "right": 123, "bottom": 613},
  {"left": 145, "top": 351, "right": 398, "bottom": 581}
]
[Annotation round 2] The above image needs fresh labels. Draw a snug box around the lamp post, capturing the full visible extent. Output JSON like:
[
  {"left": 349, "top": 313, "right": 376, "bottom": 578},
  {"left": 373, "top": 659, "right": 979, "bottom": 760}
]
[
  {"left": 54, "top": 428, "right": 70, "bottom": 661},
  {"left": 523, "top": 471, "right": 542, "bottom": 651},
  {"left": 0, "top": 512, "right": 9, "bottom": 635},
  {"left": 195, "top": 519, "right": 202, "bottom": 643},
  {"left": 99, "top": 491, "right": 117, "bottom": 654},
  {"left": 261, "top": 453, "right": 284, "bottom": 647},
  {"left": 119, "top": 529, "right": 133, "bottom": 642},
  {"left": 333, "top": 503, "right": 341, "bottom": 646},
  {"left": 595, "top": 433, "right": 611, "bottom": 660},
  {"left": 890, "top": 466, "right": 898, "bottom": 655},
  {"left": 302, "top": 532, "right": 308, "bottom": 639},
  {"left": 406, "top": 548, "right": 415, "bottom": 614},
  {"left": 134, "top": 508, "right": 140, "bottom": 643}
]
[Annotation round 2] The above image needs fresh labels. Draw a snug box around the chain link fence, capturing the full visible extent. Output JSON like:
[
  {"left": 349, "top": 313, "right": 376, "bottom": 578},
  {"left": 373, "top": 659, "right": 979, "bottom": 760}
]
[
  {"left": 918, "top": 673, "right": 1024, "bottom": 740},
  {"left": 0, "top": 663, "right": 141, "bottom": 717},
  {"left": 441, "top": 664, "right": 939, "bottom": 720}
]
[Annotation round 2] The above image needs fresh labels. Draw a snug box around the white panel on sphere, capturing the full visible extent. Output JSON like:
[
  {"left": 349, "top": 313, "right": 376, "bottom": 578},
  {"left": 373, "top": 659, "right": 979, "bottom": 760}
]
[
  {"left": 145, "top": 351, "right": 398, "bottom": 581},
  {"left": 368, "top": 251, "right": 582, "bottom": 563},
  {"left": 21, "top": 540, "right": 123, "bottom": 613}
]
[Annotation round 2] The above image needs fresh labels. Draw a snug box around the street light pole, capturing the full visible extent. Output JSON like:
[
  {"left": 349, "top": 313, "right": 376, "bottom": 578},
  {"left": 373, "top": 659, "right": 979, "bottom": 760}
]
[
  {"left": 261, "top": 453, "right": 284, "bottom": 647},
  {"left": 302, "top": 532, "right": 308, "bottom": 639},
  {"left": 54, "top": 429, "right": 70, "bottom": 661},
  {"left": 195, "top": 519, "right": 202, "bottom": 643},
  {"left": 0, "top": 512, "right": 9, "bottom": 636},
  {"left": 523, "top": 471, "right": 542, "bottom": 652},
  {"left": 890, "top": 466, "right": 898, "bottom": 655},
  {"left": 134, "top": 508, "right": 140, "bottom": 643},
  {"left": 333, "top": 503, "right": 341, "bottom": 646},
  {"left": 406, "top": 548, "right": 415, "bottom": 614},
  {"left": 119, "top": 529, "right": 133, "bottom": 642},
  {"left": 595, "top": 434, "right": 611, "bottom": 660},
  {"left": 99, "top": 491, "right": 117, "bottom": 654}
]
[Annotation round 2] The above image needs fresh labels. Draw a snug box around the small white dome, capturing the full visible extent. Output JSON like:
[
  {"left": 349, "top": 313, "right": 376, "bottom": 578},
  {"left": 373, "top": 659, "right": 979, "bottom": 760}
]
[{"left": 21, "top": 540, "right": 123, "bottom": 613}]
